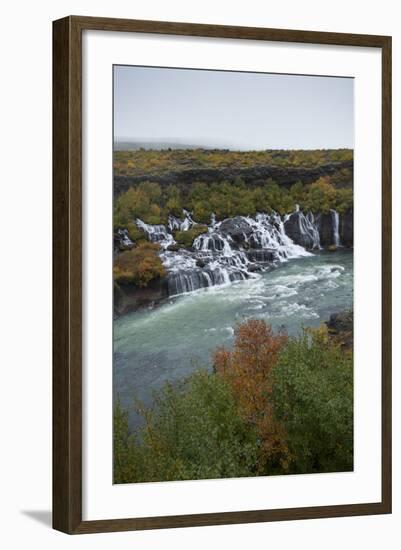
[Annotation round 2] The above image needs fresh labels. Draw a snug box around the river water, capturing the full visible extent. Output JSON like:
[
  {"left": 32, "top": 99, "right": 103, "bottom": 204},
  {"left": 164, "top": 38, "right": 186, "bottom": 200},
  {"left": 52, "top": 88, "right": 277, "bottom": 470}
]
[{"left": 114, "top": 250, "right": 353, "bottom": 429}]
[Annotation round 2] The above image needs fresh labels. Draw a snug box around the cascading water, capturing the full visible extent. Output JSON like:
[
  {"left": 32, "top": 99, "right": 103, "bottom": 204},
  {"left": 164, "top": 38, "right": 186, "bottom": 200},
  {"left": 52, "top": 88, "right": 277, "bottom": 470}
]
[
  {"left": 134, "top": 208, "right": 340, "bottom": 298},
  {"left": 331, "top": 209, "right": 341, "bottom": 247},
  {"left": 244, "top": 213, "right": 313, "bottom": 261},
  {"left": 115, "top": 228, "right": 134, "bottom": 250},
  {"left": 136, "top": 219, "right": 175, "bottom": 249},
  {"left": 193, "top": 232, "right": 233, "bottom": 254},
  {"left": 283, "top": 208, "right": 321, "bottom": 250},
  {"left": 168, "top": 210, "right": 195, "bottom": 232}
]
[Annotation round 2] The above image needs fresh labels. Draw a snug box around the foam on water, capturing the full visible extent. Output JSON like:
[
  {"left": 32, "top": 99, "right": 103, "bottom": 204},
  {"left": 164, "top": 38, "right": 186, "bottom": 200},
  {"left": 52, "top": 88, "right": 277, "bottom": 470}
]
[
  {"left": 136, "top": 209, "right": 323, "bottom": 298},
  {"left": 114, "top": 250, "right": 353, "bottom": 429}
]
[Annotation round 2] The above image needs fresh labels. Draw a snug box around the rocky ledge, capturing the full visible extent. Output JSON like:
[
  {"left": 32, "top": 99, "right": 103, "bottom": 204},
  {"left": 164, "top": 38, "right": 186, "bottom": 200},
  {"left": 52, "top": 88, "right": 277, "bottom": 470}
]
[
  {"left": 326, "top": 310, "right": 353, "bottom": 351},
  {"left": 114, "top": 160, "right": 353, "bottom": 197},
  {"left": 114, "top": 208, "right": 353, "bottom": 317}
]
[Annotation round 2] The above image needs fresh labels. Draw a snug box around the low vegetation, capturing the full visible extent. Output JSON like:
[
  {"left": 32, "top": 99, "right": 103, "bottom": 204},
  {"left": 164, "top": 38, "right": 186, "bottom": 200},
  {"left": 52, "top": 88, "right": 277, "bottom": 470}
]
[
  {"left": 173, "top": 225, "right": 208, "bottom": 248},
  {"left": 113, "top": 242, "right": 165, "bottom": 287},
  {"left": 114, "top": 371, "right": 258, "bottom": 483},
  {"left": 114, "top": 148, "right": 353, "bottom": 177},
  {"left": 114, "top": 319, "right": 353, "bottom": 483}
]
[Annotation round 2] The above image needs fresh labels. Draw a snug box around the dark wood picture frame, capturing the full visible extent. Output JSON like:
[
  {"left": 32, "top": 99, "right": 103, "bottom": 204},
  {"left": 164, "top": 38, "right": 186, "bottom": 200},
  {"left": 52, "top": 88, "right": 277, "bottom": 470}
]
[{"left": 53, "top": 15, "right": 392, "bottom": 534}]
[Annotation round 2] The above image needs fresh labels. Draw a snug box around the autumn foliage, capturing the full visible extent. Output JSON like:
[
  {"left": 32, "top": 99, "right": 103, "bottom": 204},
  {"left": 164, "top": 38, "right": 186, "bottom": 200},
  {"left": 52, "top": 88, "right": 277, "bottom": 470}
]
[
  {"left": 114, "top": 148, "right": 353, "bottom": 177},
  {"left": 114, "top": 319, "right": 353, "bottom": 483},
  {"left": 113, "top": 241, "right": 165, "bottom": 287},
  {"left": 214, "top": 319, "right": 291, "bottom": 472}
]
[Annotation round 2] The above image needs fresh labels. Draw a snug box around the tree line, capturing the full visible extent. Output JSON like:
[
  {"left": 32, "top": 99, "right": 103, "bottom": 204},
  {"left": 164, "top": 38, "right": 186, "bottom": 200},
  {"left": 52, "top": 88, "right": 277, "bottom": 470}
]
[{"left": 114, "top": 176, "right": 353, "bottom": 236}]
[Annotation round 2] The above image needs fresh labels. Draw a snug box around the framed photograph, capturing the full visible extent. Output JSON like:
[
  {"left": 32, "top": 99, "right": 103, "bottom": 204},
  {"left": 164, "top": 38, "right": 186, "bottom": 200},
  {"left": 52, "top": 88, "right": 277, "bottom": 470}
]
[{"left": 53, "top": 16, "right": 392, "bottom": 534}]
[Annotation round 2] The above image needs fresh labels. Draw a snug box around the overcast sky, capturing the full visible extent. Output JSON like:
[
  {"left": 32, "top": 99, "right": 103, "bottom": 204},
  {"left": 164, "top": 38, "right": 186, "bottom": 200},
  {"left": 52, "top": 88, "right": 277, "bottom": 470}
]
[{"left": 114, "top": 65, "right": 353, "bottom": 150}]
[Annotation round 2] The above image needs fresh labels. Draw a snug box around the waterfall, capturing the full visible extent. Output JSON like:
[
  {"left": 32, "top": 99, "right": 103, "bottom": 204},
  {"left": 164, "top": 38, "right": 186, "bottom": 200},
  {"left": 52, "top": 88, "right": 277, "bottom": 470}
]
[
  {"left": 283, "top": 210, "right": 321, "bottom": 250},
  {"left": 193, "top": 232, "right": 233, "bottom": 254},
  {"left": 166, "top": 264, "right": 247, "bottom": 297},
  {"left": 136, "top": 219, "right": 175, "bottom": 249},
  {"left": 133, "top": 208, "right": 341, "bottom": 298},
  {"left": 168, "top": 210, "right": 195, "bottom": 232},
  {"left": 115, "top": 228, "right": 134, "bottom": 249},
  {"left": 331, "top": 209, "right": 341, "bottom": 247},
  {"left": 299, "top": 212, "right": 320, "bottom": 249},
  {"left": 244, "top": 213, "right": 312, "bottom": 261}
]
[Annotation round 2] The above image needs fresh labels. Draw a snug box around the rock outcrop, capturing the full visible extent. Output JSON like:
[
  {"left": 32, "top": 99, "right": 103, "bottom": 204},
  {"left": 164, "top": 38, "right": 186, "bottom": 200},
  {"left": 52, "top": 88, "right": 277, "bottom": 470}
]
[
  {"left": 114, "top": 160, "right": 353, "bottom": 197},
  {"left": 220, "top": 216, "right": 254, "bottom": 245},
  {"left": 114, "top": 278, "right": 168, "bottom": 317},
  {"left": 316, "top": 210, "right": 341, "bottom": 247},
  {"left": 284, "top": 210, "right": 320, "bottom": 249},
  {"left": 114, "top": 228, "right": 134, "bottom": 251},
  {"left": 340, "top": 208, "right": 353, "bottom": 247},
  {"left": 326, "top": 310, "right": 353, "bottom": 351}
]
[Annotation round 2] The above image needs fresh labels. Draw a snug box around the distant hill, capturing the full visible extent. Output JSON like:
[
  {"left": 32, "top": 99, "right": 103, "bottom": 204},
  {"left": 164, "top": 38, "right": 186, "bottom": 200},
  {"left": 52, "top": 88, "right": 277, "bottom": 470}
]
[{"left": 114, "top": 140, "right": 216, "bottom": 151}]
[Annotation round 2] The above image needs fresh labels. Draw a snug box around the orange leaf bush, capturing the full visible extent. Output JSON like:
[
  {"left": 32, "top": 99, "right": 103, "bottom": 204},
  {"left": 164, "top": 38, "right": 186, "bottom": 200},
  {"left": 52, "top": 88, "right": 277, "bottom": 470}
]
[
  {"left": 113, "top": 241, "right": 166, "bottom": 287},
  {"left": 214, "top": 319, "right": 292, "bottom": 472}
]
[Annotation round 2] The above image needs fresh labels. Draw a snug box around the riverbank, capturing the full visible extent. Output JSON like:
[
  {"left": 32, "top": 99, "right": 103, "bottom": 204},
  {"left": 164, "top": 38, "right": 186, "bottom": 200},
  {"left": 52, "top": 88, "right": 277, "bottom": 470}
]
[{"left": 114, "top": 250, "right": 353, "bottom": 430}]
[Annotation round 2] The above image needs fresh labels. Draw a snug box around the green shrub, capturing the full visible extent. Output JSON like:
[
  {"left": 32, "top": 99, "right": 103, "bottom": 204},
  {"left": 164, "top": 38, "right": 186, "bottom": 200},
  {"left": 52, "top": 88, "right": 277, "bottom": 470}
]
[
  {"left": 173, "top": 225, "right": 208, "bottom": 248},
  {"left": 113, "top": 400, "right": 142, "bottom": 483},
  {"left": 114, "top": 170, "right": 353, "bottom": 229},
  {"left": 302, "top": 177, "right": 337, "bottom": 213},
  {"left": 113, "top": 220, "right": 147, "bottom": 245},
  {"left": 114, "top": 371, "right": 259, "bottom": 483},
  {"left": 272, "top": 326, "right": 353, "bottom": 474},
  {"left": 114, "top": 182, "right": 165, "bottom": 225}
]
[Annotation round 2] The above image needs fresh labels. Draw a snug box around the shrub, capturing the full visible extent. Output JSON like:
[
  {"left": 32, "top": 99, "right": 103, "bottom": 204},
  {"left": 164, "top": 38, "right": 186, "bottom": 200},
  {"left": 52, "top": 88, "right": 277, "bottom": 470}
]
[
  {"left": 272, "top": 326, "right": 353, "bottom": 474},
  {"left": 114, "top": 371, "right": 259, "bottom": 483},
  {"left": 173, "top": 225, "right": 208, "bottom": 248},
  {"left": 113, "top": 400, "right": 141, "bottom": 483},
  {"left": 214, "top": 319, "right": 291, "bottom": 472},
  {"left": 113, "top": 320, "right": 354, "bottom": 483},
  {"left": 113, "top": 242, "right": 166, "bottom": 287},
  {"left": 113, "top": 220, "right": 147, "bottom": 246},
  {"left": 335, "top": 188, "right": 353, "bottom": 214},
  {"left": 303, "top": 177, "right": 337, "bottom": 213},
  {"left": 114, "top": 182, "right": 164, "bottom": 225}
]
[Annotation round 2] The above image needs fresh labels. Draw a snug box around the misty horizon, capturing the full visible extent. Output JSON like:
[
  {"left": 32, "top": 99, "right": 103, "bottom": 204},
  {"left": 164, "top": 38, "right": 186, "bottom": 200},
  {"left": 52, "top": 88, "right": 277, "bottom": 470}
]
[
  {"left": 114, "top": 66, "right": 354, "bottom": 151},
  {"left": 113, "top": 136, "right": 353, "bottom": 152}
]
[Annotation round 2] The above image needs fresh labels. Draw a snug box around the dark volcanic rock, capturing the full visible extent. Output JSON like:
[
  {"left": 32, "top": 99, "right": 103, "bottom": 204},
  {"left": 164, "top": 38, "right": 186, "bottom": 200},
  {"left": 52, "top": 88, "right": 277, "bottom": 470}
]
[
  {"left": 284, "top": 211, "right": 316, "bottom": 249},
  {"left": 247, "top": 249, "right": 278, "bottom": 263},
  {"left": 220, "top": 216, "right": 253, "bottom": 245},
  {"left": 166, "top": 243, "right": 180, "bottom": 252},
  {"left": 326, "top": 310, "right": 353, "bottom": 334},
  {"left": 326, "top": 310, "right": 353, "bottom": 351},
  {"left": 195, "top": 232, "right": 228, "bottom": 251},
  {"left": 114, "top": 160, "right": 353, "bottom": 197},
  {"left": 114, "top": 229, "right": 134, "bottom": 251},
  {"left": 114, "top": 278, "right": 168, "bottom": 316},
  {"left": 247, "top": 264, "right": 263, "bottom": 272},
  {"left": 196, "top": 258, "right": 207, "bottom": 268},
  {"left": 317, "top": 211, "right": 338, "bottom": 247},
  {"left": 317, "top": 213, "right": 333, "bottom": 246},
  {"left": 340, "top": 208, "right": 353, "bottom": 247}
]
